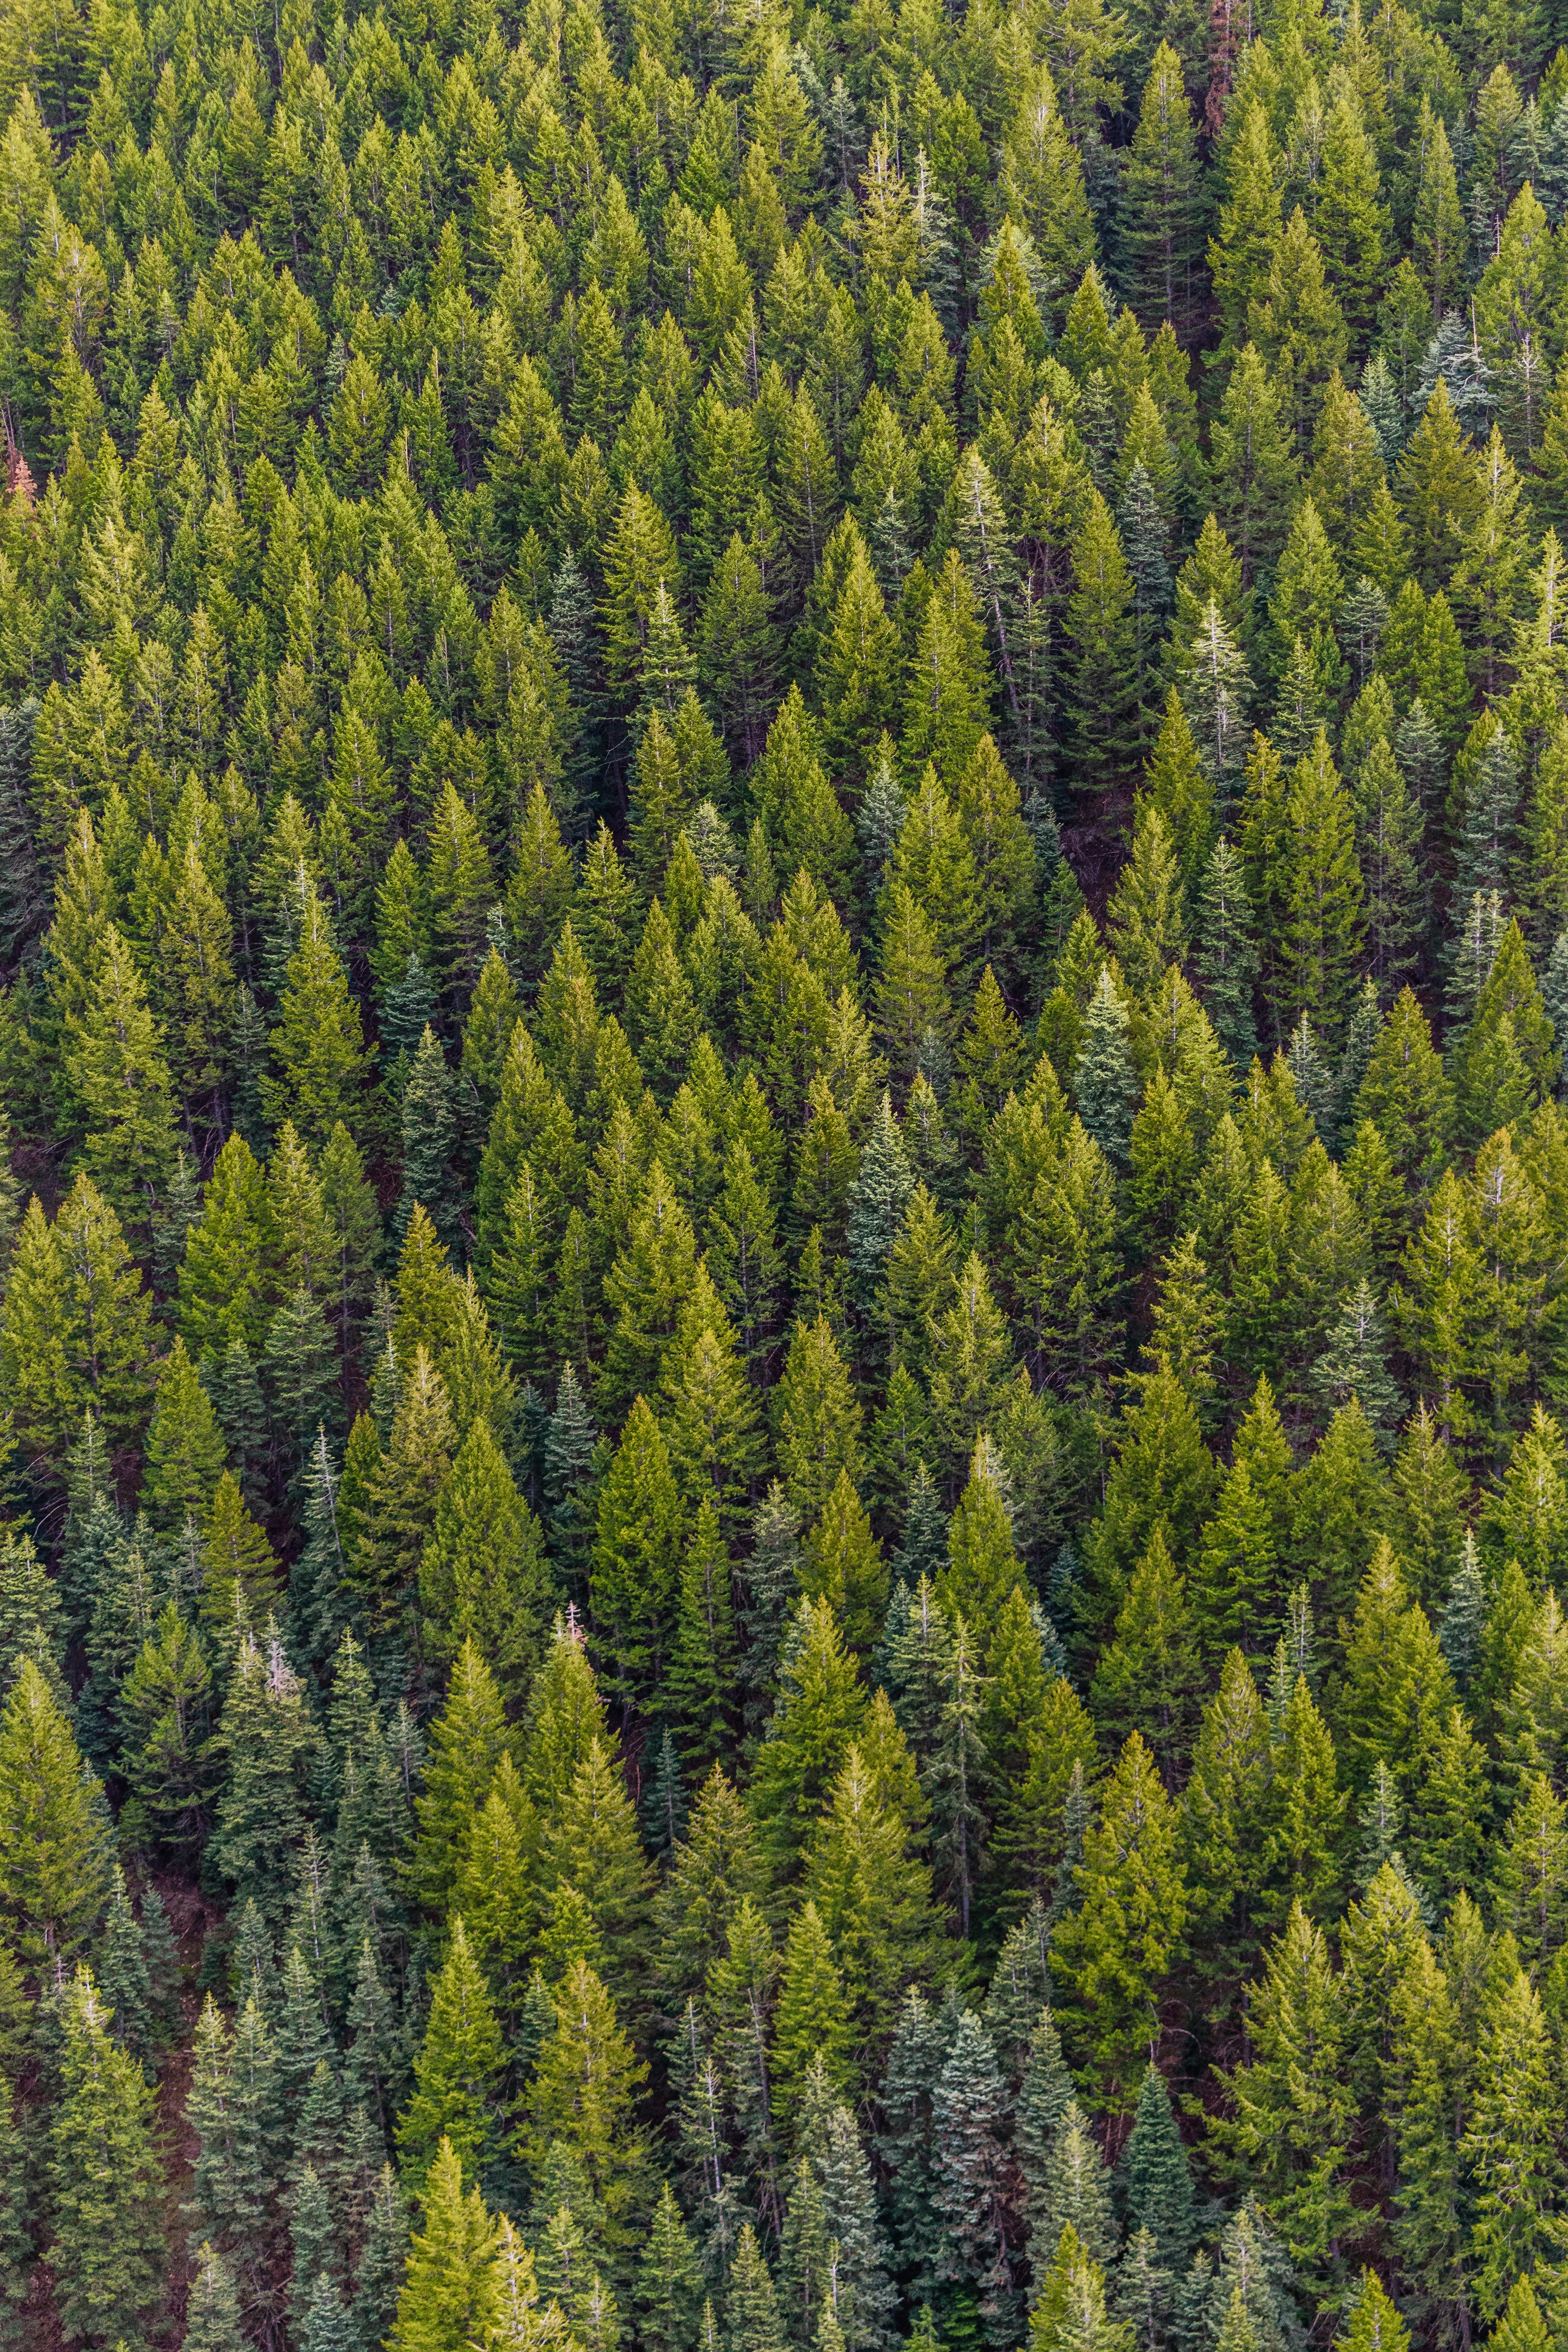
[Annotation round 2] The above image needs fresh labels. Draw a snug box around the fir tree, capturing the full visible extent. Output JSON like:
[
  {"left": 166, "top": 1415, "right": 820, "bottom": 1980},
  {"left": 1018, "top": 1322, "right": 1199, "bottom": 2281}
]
[
  {"left": 1075, "top": 973, "right": 1140, "bottom": 1166},
  {"left": 771, "top": 1903, "right": 855, "bottom": 2137},
  {"left": 398, "top": 1918, "right": 507, "bottom": 2189},
  {"left": 1051, "top": 1733, "right": 1187, "bottom": 2109},
  {"left": 185, "top": 2243, "right": 246, "bottom": 2352},
  {"left": 635, "top": 2182, "right": 705, "bottom": 2352},
  {"left": 399, "top": 1025, "right": 460, "bottom": 1250},
  {"left": 47, "top": 1967, "right": 165, "bottom": 2346},
  {"left": 390, "top": 2137, "right": 500, "bottom": 2351},
  {"left": 1439, "top": 1534, "right": 1485, "bottom": 1686},
  {"left": 0, "top": 1658, "right": 109, "bottom": 1976},
  {"left": 1120, "top": 2065, "right": 1196, "bottom": 2272}
]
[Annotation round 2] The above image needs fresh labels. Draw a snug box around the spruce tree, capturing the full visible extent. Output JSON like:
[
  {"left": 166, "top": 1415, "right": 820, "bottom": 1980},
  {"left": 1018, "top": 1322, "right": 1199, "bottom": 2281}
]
[
  {"left": 1439, "top": 1533, "right": 1485, "bottom": 1686},
  {"left": 210, "top": 1630, "right": 319, "bottom": 1929},
  {"left": 876, "top": 1987, "right": 951, "bottom": 2301},
  {"left": 846, "top": 1096, "right": 916, "bottom": 1313},
  {"left": 544, "top": 1365, "right": 603, "bottom": 1597}
]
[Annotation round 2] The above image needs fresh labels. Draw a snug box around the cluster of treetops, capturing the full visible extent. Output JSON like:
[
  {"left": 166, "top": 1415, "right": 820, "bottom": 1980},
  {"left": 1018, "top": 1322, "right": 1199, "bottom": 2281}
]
[{"left": 14, "top": 0, "right": 1568, "bottom": 2341}]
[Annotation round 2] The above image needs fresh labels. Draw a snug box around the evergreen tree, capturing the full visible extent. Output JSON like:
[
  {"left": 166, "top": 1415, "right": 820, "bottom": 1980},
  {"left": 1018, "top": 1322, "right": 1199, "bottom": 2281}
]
[
  {"left": 1075, "top": 973, "right": 1140, "bottom": 1166},
  {"left": 262, "top": 885, "right": 375, "bottom": 1148},
  {"left": 0, "top": 2088, "right": 28, "bottom": 2350},
  {"left": 398, "top": 1918, "right": 508, "bottom": 2189},
  {"left": 210, "top": 1632, "right": 319, "bottom": 1929},
  {"left": 771, "top": 1902, "right": 855, "bottom": 2136},
  {"left": 1051, "top": 1734, "right": 1187, "bottom": 2109},
  {"left": 1065, "top": 496, "right": 1142, "bottom": 790},
  {"left": 47, "top": 1967, "right": 165, "bottom": 2347},
  {"left": 399, "top": 1026, "right": 460, "bottom": 1250},
  {"left": 1122, "top": 47, "right": 1205, "bottom": 342},
  {"left": 1120, "top": 2065, "right": 1196, "bottom": 2272},
  {"left": 421, "top": 1418, "right": 553, "bottom": 1703},
  {"left": 635, "top": 2181, "right": 705, "bottom": 2352},
  {"left": 1461, "top": 1958, "right": 1560, "bottom": 2319},
  {"left": 932, "top": 2011, "right": 1020, "bottom": 2346},
  {"left": 0, "top": 1658, "right": 108, "bottom": 1976},
  {"left": 391, "top": 2137, "right": 500, "bottom": 2351},
  {"left": 185, "top": 2243, "right": 246, "bottom": 2352},
  {"left": 1212, "top": 1903, "right": 1353, "bottom": 2279},
  {"left": 521, "top": 1958, "right": 650, "bottom": 2270}
]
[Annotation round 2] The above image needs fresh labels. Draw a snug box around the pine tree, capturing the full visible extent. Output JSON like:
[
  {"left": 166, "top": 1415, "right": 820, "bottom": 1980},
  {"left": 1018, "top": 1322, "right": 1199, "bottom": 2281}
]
[
  {"left": 1035, "top": 2098, "right": 1118, "bottom": 2273},
  {"left": 1208, "top": 350, "right": 1299, "bottom": 584},
  {"left": 730, "top": 2224, "right": 786, "bottom": 2352},
  {"left": 590, "top": 1397, "right": 685, "bottom": 1710},
  {"left": 1109, "top": 808, "right": 1187, "bottom": 1004},
  {"left": 420, "top": 1418, "right": 552, "bottom": 1704},
  {"left": 2, "top": 1177, "right": 157, "bottom": 1459},
  {"left": 1027, "top": 2224, "right": 1130, "bottom": 2352},
  {"left": 64, "top": 920, "right": 178, "bottom": 1236},
  {"left": 1461, "top": 1958, "right": 1559, "bottom": 2319},
  {"left": 262, "top": 884, "right": 375, "bottom": 1148},
  {"left": 1191, "top": 1460, "right": 1281, "bottom": 1665},
  {"left": 0, "top": 2086, "right": 28, "bottom": 2350},
  {"left": 521, "top": 1958, "right": 650, "bottom": 2267}
]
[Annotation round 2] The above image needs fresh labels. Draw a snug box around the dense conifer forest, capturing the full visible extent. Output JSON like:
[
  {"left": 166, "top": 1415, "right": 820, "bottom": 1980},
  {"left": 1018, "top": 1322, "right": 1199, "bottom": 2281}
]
[{"left": 13, "top": 0, "right": 1568, "bottom": 2342}]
